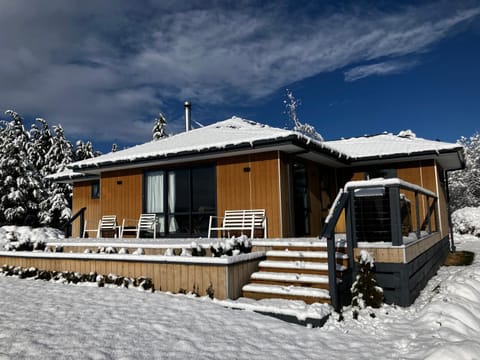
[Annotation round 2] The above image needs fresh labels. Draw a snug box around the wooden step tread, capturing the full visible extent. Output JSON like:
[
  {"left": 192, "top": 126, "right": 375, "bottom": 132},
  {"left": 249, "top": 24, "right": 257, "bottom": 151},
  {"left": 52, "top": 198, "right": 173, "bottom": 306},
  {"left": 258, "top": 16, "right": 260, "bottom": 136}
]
[
  {"left": 266, "top": 250, "right": 348, "bottom": 260},
  {"left": 250, "top": 271, "right": 329, "bottom": 284},
  {"left": 259, "top": 260, "right": 347, "bottom": 272},
  {"left": 242, "top": 283, "right": 331, "bottom": 299}
]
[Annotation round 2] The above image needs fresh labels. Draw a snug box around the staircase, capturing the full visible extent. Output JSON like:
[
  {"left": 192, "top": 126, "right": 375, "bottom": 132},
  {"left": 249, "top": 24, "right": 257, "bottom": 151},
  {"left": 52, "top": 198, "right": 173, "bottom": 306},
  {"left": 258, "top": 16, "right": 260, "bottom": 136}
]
[{"left": 242, "top": 240, "right": 349, "bottom": 304}]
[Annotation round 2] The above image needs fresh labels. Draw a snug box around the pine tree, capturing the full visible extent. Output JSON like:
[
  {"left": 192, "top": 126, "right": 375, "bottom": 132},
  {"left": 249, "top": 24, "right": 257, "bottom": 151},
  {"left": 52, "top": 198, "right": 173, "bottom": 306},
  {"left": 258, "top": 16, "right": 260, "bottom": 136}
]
[
  {"left": 152, "top": 113, "right": 168, "bottom": 140},
  {"left": 448, "top": 133, "right": 480, "bottom": 211},
  {"left": 0, "top": 110, "right": 102, "bottom": 229},
  {"left": 74, "top": 140, "right": 101, "bottom": 161},
  {"left": 351, "top": 250, "right": 383, "bottom": 319},
  {"left": 38, "top": 125, "right": 74, "bottom": 228},
  {"left": 0, "top": 111, "right": 45, "bottom": 226}
]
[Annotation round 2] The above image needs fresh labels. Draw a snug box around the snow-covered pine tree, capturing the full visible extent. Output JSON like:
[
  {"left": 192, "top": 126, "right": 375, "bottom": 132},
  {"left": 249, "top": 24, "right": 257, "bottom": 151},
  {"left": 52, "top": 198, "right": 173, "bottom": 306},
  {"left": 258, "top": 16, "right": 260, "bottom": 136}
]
[
  {"left": 152, "top": 112, "right": 168, "bottom": 140},
  {"left": 0, "top": 111, "right": 45, "bottom": 226},
  {"left": 448, "top": 133, "right": 480, "bottom": 211},
  {"left": 28, "top": 118, "right": 53, "bottom": 172},
  {"left": 351, "top": 250, "right": 383, "bottom": 319},
  {"left": 284, "top": 89, "right": 324, "bottom": 141},
  {"left": 38, "top": 125, "right": 74, "bottom": 228},
  {"left": 74, "top": 140, "right": 101, "bottom": 161}
]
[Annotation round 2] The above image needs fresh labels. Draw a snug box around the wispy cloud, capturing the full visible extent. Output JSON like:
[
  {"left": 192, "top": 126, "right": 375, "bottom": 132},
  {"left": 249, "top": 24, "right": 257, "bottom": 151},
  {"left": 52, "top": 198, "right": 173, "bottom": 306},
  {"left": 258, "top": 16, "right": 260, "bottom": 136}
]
[
  {"left": 0, "top": 1, "right": 478, "bottom": 143},
  {"left": 344, "top": 60, "right": 419, "bottom": 82}
]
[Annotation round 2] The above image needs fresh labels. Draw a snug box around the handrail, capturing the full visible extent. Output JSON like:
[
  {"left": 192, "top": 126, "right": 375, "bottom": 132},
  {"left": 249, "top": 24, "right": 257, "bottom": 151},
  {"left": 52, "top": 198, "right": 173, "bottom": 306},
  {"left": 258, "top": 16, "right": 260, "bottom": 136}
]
[
  {"left": 319, "top": 189, "right": 350, "bottom": 312},
  {"left": 63, "top": 207, "right": 87, "bottom": 238}
]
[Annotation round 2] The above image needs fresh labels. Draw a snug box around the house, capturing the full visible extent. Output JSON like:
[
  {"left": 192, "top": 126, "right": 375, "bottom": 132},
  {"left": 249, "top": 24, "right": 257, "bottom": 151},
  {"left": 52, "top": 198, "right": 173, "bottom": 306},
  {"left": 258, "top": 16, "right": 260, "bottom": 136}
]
[{"left": 51, "top": 115, "right": 465, "bottom": 307}]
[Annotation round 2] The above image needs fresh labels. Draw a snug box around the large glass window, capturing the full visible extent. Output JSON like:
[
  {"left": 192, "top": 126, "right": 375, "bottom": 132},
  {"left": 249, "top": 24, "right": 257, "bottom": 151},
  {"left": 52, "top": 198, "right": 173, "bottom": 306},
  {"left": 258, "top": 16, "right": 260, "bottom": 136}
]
[{"left": 144, "top": 165, "right": 216, "bottom": 237}]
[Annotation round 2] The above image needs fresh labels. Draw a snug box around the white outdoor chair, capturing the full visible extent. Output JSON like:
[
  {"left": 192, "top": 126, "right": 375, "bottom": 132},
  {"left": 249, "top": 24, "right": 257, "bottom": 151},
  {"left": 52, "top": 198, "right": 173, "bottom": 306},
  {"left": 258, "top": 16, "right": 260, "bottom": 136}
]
[
  {"left": 83, "top": 215, "right": 118, "bottom": 238},
  {"left": 120, "top": 214, "right": 157, "bottom": 239}
]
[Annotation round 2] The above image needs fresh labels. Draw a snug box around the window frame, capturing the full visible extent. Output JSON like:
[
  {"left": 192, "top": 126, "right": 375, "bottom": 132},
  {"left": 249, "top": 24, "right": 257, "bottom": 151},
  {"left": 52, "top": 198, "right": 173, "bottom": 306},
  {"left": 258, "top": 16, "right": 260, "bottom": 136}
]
[
  {"left": 143, "top": 164, "right": 216, "bottom": 237},
  {"left": 91, "top": 180, "right": 100, "bottom": 199}
]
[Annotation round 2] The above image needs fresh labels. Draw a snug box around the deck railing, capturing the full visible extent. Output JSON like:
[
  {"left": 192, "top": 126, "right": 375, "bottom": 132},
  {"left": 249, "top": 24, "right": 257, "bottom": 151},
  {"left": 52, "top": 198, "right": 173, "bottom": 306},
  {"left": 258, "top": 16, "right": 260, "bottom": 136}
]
[
  {"left": 344, "top": 178, "right": 438, "bottom": 247},
  {"left": 321, "top": 178, "right": 439, "bottom": 311}
]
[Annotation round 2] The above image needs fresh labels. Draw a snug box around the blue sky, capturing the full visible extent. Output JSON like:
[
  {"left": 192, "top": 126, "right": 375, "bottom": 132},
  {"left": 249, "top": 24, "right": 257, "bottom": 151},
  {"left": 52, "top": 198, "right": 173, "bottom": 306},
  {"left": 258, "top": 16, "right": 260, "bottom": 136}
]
[{"left": 0, "top": 0, "right": 479, "bottom": 153}]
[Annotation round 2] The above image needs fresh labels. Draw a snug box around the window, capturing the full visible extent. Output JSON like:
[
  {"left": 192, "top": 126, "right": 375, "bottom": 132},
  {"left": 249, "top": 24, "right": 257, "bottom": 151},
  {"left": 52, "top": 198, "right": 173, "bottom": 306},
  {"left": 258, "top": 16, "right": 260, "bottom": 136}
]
[
  {"left": 91, "top": 181, "right": 100, "bottom": 199},
  {"left": 144, "top": 165, "right": 216, "bottom": 237}
]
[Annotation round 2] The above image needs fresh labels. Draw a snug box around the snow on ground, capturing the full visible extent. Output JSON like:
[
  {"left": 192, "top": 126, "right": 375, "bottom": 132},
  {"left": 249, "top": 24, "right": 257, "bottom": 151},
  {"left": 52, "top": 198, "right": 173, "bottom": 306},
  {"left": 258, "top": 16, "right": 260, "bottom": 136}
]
[{"left": 1, "top": 233, "right": 480, "bottom": 359}]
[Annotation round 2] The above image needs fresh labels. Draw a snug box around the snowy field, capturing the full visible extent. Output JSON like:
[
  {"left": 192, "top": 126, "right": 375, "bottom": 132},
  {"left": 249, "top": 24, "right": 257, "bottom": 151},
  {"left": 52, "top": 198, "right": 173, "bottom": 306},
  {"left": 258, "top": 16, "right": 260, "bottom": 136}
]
[{"left": 0, "top": 234, "right": 479, "bottom": 359}]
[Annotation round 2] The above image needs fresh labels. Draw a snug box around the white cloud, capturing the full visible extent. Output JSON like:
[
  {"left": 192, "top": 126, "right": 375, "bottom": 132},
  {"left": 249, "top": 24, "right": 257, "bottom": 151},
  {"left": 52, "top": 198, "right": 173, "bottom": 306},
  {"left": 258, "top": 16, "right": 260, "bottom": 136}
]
[
  {"left": 344, "top": 60, "right": 419, "bottom": 82},
  {"left": 0, "top": 1, "right": 478, "bottom": 144}
]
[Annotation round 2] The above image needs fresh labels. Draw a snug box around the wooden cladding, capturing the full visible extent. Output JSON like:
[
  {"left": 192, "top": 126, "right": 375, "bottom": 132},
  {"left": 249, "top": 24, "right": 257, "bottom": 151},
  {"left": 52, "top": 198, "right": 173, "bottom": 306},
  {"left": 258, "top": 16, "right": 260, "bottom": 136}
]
[
  {"left": 71, "top": 169, "right": 143, "bottom": 237},
  {"left": 0, "top": 254, "right": 262, "bottom": 300},
  {"left": 101, "top": 169, "right": 143, "bottom": 222},
  {"left": 217, "top": 152, "right": 282, "bottom": 238},
  {"left": 353, "top": 232, "right": 443, "bottom": 264},
  {"left": 72, "top": 181, "right": 101, "bottom": 237}
]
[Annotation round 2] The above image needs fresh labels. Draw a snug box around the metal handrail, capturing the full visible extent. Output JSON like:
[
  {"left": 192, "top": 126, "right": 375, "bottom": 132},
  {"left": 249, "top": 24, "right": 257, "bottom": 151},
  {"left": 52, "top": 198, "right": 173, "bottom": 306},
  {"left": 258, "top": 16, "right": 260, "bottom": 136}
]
[
  {"left": 319, "top": 189, "right": 350, "bottom": 312},
  {"left": 63, "top": 207, "right": 86, "bottom": 237}
]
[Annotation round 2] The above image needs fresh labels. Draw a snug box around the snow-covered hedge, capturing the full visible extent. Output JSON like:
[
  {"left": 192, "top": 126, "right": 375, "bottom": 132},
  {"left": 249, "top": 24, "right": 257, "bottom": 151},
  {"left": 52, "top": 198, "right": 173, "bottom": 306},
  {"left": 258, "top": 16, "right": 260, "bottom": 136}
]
[
  {"left": 452, "top": 207, "right": 480, "bottom": 236},
  {"left": 0, "top": 265, "right": 154, "bottom": 291},
  {"left": 0, "top": 226, "right": 64, "bottom": 251}
]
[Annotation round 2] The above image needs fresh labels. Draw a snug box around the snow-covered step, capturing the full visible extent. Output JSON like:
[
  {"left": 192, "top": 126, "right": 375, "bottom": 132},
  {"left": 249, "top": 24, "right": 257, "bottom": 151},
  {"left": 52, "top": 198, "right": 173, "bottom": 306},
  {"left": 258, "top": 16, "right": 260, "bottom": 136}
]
[
  {"left": 259, "top": 260, "right": 346, "bottom": 272},
  {"left": 267, "top": 250, "right": 328, "bottom": 259},
  {"left": 242, "top": 283, "right": 331, "bottom": 304},
  {"left": 250, "top": 271, "right": 329, "bottom": 285},
  {"left": 266, "top": 250, "right": 349, "bottom": 260}
]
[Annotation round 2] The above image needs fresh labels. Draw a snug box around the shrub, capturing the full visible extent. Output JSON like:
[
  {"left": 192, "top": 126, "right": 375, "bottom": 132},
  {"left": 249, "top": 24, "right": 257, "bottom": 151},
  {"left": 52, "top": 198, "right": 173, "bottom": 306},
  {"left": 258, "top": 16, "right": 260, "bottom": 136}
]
[
  {"left": 351, "top": 250, "right": 383, "bottom": 319},
  {"left": 452, "top": 207, "right": 480, "bottom": 236}
]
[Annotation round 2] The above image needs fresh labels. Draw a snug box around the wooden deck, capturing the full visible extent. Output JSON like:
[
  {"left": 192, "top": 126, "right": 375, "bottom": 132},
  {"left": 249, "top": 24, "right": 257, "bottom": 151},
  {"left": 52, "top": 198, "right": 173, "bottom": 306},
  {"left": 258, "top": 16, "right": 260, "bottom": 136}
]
[{"left": 0, "top": 251, "right": 263, "bottom": 300}]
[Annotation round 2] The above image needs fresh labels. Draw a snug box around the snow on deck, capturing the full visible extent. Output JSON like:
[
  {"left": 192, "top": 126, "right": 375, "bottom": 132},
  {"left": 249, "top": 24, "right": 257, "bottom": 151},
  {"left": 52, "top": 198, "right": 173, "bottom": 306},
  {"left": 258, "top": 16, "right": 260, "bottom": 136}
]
[{"left": 0, "top": 250, "right": 265, "bottom": 265}]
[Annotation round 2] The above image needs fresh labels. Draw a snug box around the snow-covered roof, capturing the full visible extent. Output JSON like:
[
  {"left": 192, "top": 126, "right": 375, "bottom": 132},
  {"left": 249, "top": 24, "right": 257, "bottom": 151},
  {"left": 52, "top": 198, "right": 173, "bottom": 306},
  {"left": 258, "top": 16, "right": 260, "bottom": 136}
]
[
  {"left": 68, "top": 117, "right": 341, "bottom": 173},
  {"left": 326, "top": 132, "right": 460, "bottom": 159},
  {"left": 46, "top": 168, "right": 99, "bottom": 183},
  {"left": 63, "top": 118, "right": 464, "bottom": 175},
  {"left": 325, "top": 132, "right": 464, "bottom": 170}
]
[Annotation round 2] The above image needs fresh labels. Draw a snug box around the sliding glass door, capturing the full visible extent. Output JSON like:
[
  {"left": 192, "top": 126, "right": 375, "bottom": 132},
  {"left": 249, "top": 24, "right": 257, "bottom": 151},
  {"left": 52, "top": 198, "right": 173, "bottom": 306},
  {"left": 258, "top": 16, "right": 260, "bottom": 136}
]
[{"left": 144, "top": 165, "right": 216, "bottom": 237}]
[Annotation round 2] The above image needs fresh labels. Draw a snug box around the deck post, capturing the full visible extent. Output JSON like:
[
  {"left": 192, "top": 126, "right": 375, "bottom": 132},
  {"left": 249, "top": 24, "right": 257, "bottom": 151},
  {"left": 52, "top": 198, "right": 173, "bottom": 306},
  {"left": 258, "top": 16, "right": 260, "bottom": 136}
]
[
  {"left": 346, "top": 191, "right": 356, "bottom": 271},
  {"left": 427, "top": 196, "right": 432, "bottom": 233},
  {"left": 326, "top": 234, "right": 339, "bottom": 311},
  {"left": 389, "top": 186, "right": 403, "bottom": 246},
  {"left": 414, "top": 191, "right": 421, "bottom": 239}
]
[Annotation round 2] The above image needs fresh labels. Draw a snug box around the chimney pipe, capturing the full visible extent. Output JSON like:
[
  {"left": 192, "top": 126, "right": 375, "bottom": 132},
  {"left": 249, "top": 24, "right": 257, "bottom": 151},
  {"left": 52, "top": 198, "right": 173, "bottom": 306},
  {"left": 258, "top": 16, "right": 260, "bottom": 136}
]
[{"left": 184, "top": 101, "right": 191, "bottom": 132}]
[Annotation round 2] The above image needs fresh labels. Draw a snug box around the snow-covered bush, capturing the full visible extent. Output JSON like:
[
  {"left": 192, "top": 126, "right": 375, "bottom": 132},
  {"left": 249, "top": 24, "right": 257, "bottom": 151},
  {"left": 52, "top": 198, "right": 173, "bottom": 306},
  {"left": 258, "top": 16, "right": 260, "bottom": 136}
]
[
  {"left": 0, "top": 226, "right": 63, "bottom": 251},
  {"left": 452, "top": 207, "right": 480, "bottom": 236},
  {"left": 351, "top": 250, "right": 383, "bottom": 319},
  {"left": 210, "top": 235, "right": 252, "bottom": 257}
]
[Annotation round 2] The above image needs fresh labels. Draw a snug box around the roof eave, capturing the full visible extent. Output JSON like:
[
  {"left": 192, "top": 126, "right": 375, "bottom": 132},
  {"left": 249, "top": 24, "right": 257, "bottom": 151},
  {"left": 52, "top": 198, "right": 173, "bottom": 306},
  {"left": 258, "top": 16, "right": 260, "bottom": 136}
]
[
  {"left": 69, "top": 135, "right": 348, "bottom": 174},
  {"left": 342, "top": 147, "right": 465, "bottom": 171}
]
